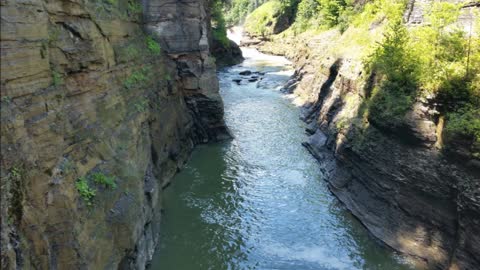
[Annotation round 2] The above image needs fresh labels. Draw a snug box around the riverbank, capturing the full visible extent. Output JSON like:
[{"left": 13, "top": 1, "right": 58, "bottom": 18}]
[{"left": 245, "top": 26, "right": 480, "bottom": 269}]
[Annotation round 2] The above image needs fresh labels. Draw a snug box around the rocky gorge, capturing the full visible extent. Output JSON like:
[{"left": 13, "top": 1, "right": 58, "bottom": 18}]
[
  {"left": 243, "top": 1, "right": 480, "bottom": 269},
  {"left": 0, "top": 0, "right": 232, "bottom": 268},
  {"left": 1, "top": 0, "right": 480, "bottom": 269}
]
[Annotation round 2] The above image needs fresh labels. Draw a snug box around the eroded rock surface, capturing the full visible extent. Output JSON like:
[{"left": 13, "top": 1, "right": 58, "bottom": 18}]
[
  {"left": 284, "top": 49, "right": 479, "bottom": 270},
  {"left": 0, "top": 0, "right": 228, "bottom": 269}
]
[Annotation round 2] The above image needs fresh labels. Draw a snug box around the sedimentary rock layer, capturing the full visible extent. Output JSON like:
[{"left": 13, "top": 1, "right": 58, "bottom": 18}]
[{"left": 0, "top": 0, "right": 228, "bottom": 269}]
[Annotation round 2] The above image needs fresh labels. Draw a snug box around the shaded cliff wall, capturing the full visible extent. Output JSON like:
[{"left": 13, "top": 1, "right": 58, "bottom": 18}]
[
  {"left": 0, "top": 0, "right": 227, "bottom": 269},
  {"left": 144, "top": 0, "right": 230, "bottom": 142},
  {"left": 256, "top": 1, "right": 479, "bottom": 269}
]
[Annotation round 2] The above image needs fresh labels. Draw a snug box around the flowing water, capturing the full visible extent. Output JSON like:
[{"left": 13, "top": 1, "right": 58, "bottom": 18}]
[{"left": 149, "top": 48, "right": 413, "bottom": 270}]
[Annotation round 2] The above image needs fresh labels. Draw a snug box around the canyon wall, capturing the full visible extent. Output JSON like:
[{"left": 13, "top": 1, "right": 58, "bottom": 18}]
[
  {"left": 256, "top": 1, "right": 479, "bottom": 269},
  {"left": 0, "top": 0, "right": 228, "bottom": 269}
]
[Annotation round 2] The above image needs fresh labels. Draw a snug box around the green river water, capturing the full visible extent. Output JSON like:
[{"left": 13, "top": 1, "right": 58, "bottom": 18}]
[{"left": 149, "top": 48, "right": 414, "bottom": 270}]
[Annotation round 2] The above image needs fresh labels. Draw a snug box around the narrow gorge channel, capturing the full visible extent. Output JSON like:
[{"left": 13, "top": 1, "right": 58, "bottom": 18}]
[
  {"left": 2, "top": 0, "right": 479, "bottom": 269},
  {"left": 149, "top": 48, "right": 413, "bottom": 270}
]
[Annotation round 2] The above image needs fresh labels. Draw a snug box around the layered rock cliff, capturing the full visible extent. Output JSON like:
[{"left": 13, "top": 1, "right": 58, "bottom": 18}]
[
  {"left": 0, "top": 0, "right": 228, "bottom": 269},
  {"left": 253, "top": 1, "right": 480, "bottom": 269}
]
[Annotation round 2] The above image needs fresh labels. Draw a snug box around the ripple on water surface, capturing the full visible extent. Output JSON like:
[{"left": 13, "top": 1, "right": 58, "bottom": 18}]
[{"left": 149, "top": 48, "right": 414, "bottom": 270}]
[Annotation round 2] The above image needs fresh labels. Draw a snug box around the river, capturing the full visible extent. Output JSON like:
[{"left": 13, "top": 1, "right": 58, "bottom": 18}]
[{"left": 149, "top": 48, "right": 414, "bottom": 270}]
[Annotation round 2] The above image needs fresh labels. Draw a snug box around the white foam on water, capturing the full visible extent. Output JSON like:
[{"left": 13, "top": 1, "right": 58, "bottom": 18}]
[
  {"left": 271, "top": 70, "right": 295, "bottom": 76},
  {"left": 227, "top": 26, "right": 244, "bottom": 45},
  {"left": 240, "top": 47, "right": 292, "bottom": 67},
  {"left": 263, "top": 242, "right": 353, "bottom": 269},
  {"left": 283, "top": 93, "right": 309, "bottom": 107},
  {"left": 278, "top": 169, "right": 306, "bottom": 187}
]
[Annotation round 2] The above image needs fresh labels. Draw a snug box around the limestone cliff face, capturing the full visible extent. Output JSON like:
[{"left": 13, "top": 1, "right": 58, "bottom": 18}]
[
  {"left": 0, "top": 0, "right": 228, "bottom": 269},
  {"left": 144, "top": 0, "right": 230, "bottom": 143},
  {"left": 257, "top": 2, "right": 479, "bottom": 269}
]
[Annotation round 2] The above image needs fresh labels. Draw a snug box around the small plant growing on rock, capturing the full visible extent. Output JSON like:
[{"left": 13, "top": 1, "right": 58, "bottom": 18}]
[
  {"left": 92, "top": 172, "right": 117, "bottom": 189},
  {"left": 76, "top": 177, "right": 96, "bottom": 206},
  {"left": 134, "top": 98, "right": 149, "bottom": 112},
  {"left": 124, "top": 68, "right": 148, "bottom": 89},
  {"left": 123, "top": 66, "right": 152, "bottom": 90},
  {"left": 125, "top": 45, "right": 140, "bottom": 59},
  {"left": 146, "top": 36, "right": 161, "bottom": 55},
  {"left": 52, "top": 71, "right": 64, "bottom": 87},
  {"left": 10, "top": 166, "right": 22, "bottom": 179},
  {"left": 48, "top": 27, "right": 60, "bottom": 45},
  {"left": 115, "top": 42, "right": 143, "bottom": 63},
  {"left": 106, "top": 0, "right": 118, "bottom": 6},
  {"left": 128, "top": 0, "right": 142, "bottom": 14},
  {"left": 1, "top": 96, "right": 12, "bottom": 104}
]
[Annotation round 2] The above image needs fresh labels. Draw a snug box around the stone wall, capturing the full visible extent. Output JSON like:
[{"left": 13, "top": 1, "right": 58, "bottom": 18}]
[{"left": 0, "top": 0, "right": 227, "bottom": 269}]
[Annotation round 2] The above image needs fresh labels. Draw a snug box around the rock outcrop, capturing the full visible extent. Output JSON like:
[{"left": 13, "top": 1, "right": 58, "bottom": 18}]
[
  {"left": 0, "top": 0, "right": 228, "bottom": 269},
  {"left": 256, "top": 2, "right": 480, "bottom": 269},
  {"left": 144, "top": 0, "right": 230, "bottom": 142},
  {"left": 210, "top": 38, "right": 244, "bottom": 67}
]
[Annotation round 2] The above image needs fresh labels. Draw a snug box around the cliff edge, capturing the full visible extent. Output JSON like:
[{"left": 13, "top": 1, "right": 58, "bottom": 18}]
[{"left": 0, "top": 0, "right": 228, "bottom": 268}]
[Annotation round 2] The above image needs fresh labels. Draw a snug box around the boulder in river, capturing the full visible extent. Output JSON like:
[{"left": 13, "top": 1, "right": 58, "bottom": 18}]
[
  {"left": 211, "top": 39, "right": 244, "bottom": 67},
  {"left": 239, "top": 70, "right": 252, "bottom": 76}
]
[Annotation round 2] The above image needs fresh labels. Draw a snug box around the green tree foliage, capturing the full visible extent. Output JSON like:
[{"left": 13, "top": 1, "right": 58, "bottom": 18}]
[
  {"left": 234, "top": 0, "right": 479, "bottom": 156},
  {"left": 368, "top": 20, "right": 417, "bottom": 95},
  {"left": 294, "top": 0, "right": 319, "bottom": 32},
  {"left": 366, "top": 20, "right": 418, "bottom": 127},
  {"left": 243, "top": 0, "right": 301, "bottom": 36},
  {"left": 362, "top": 2, "right": 480, "bottom": 155},
  {"left": 212, "top": 0, "right": 230, "bottom": 46},
  {"left": 225, "top": 0, "right": 257, "bottom": 26},
  {"left": 445, "top": 105, "right": 480, "bottom": 157},
  {"left": 317, "top": 0, "right": 350, "bottom": 27},
  {"left": 410, "top": 3, "right": 479, "bottom": 154},
  {"left": 412, "top": 3, "right": 463, "bottom": 97},
  {"left": 244, "top": 0, "right": 285, "bottom": 36},
  {"left": 291, "top": 0, "right": 356, "bottom": 32}
]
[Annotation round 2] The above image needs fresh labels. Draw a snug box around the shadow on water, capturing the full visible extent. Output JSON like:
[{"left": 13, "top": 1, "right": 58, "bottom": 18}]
[{"left": 149, "top": 143, "right": 251, "bottom": 270}]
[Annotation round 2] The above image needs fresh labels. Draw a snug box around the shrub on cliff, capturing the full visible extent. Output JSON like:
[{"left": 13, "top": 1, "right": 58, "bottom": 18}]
[
  {"left": 293, "top": 0, "right": 320, "bottom": 32},
  {"left": 364, "top": 20, "right": 418, "bottom": 128},
  {"left": 292, "top": 0, "right": 358, "bottom": 33},
  {"left": 211, "top": 0, "right": 230, "bottom": 46},
  {"left": 146, "top": 36, "right": 161, "bottom": 55},
  {"left": 444, "top": 106, "right": 480, "bottom": 158},
  {"left": 225, "top": 0, "right": 257, "bottom": 26},
  {"left": 76, "top": 177, "right": 96, "bottom": 206},
  {"left": 363, "top": 2, "right": 480, "bottom": 157},
  {"left": 410, "top": 3, "right": 479, "bottom": 156},
  {"left": 317, "top": 0, "right": 352, "bottom": 27},
  {"left": 244, "top": 0, "right": 292, "bottom": 37}
]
